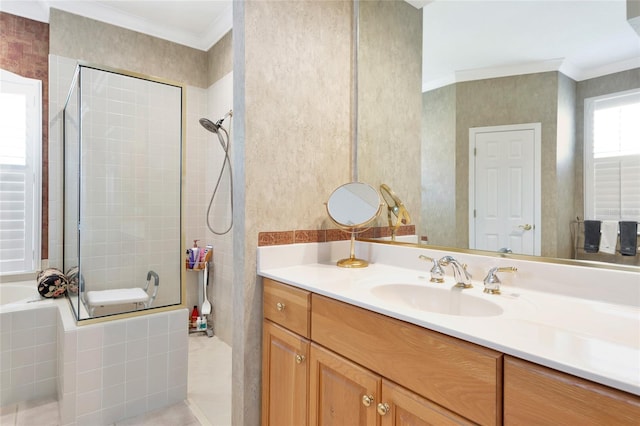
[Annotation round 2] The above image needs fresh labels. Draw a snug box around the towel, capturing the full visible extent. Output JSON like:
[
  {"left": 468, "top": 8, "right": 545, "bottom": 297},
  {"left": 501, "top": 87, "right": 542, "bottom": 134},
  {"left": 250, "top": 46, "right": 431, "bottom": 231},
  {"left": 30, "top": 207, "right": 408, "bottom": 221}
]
[
  {"left": 583, "top": 220, "right": 601, "bottom": 253},
  {"left": 599, "top": 220, "right": 618, "bottom": 254},
  {"left": 619, "top": 221, "right": 638, "bottom": 256}
]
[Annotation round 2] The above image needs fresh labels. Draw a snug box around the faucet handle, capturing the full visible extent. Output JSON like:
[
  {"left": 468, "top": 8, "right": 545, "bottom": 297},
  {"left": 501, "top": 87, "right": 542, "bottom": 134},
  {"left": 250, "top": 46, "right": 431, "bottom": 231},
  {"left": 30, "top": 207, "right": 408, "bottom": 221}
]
[
  {"left": 418, "top": 255, "right": 445, "bottom": 283},
  {"left": 483, "top": 266, "right": 517, "bottom": 294}
]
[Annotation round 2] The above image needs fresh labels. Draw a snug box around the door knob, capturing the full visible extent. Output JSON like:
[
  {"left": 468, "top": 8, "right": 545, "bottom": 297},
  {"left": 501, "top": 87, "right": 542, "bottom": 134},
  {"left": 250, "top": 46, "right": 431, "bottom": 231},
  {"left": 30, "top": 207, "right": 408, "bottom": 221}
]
[
  {"left": 518, "top": 224, "right": 533, "bottom": 231},
  {"left": 276, "top": 302, "right": 285, "bottom": 311},
  {"left": 362, "top": 394, "right": 374, "bottom": 407},
  {"left": 377, "top": 402, "right": 390, "bottom": 416},
  {"left": 295, "top": 354, "right": 305, "bottom": 364}
]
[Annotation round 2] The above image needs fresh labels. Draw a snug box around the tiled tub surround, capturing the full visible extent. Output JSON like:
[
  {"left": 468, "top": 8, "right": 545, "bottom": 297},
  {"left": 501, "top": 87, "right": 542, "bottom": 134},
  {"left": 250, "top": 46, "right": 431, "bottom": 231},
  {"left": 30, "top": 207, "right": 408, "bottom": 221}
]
[
  {"left": 257, "top": 240, "right": 640, "bottom": 396},
  {"left": 0, "top": 283, "right": 188, "bottom": 426},
  {"left": 1, "top": 296, "right": 58, "bottom": 407}
]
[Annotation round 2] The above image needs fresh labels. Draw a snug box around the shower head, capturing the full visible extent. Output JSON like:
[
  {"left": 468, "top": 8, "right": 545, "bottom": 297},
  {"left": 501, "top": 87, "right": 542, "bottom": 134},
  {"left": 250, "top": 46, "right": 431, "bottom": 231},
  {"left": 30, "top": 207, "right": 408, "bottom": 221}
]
[{"left": 199, "top": 110, "right": 233, "bottom": 134}]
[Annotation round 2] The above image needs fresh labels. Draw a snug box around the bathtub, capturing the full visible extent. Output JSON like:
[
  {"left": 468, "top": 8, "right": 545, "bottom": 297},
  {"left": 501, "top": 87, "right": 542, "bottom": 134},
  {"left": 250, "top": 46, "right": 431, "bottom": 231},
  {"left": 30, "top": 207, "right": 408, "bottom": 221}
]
[
  {"left": 0, "top": 281, "right": 58, "bottom": 406},
  {"left": 0, "top": 281, "right": 50, "bottom": 311}
]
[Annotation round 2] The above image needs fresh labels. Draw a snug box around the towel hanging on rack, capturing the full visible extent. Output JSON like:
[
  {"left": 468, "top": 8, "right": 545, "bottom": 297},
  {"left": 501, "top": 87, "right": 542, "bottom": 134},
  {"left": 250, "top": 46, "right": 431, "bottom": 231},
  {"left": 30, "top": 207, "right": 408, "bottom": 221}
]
[
  {"left": 619, "top": 221, "right": 638, "bottom": 256},
  {"left": 583, "top": 220, "right": 601, "bottom": 253},
  {"left": 599, "top": 220, "right": 618, "bottom": 254}
]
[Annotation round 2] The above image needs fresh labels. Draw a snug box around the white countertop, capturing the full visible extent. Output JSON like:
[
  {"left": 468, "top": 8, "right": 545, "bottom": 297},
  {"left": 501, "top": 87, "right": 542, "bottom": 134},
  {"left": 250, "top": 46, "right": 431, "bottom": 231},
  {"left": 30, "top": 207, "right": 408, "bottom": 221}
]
[{"left": 257, "top": 241, "right": 640, "bottom": 396}]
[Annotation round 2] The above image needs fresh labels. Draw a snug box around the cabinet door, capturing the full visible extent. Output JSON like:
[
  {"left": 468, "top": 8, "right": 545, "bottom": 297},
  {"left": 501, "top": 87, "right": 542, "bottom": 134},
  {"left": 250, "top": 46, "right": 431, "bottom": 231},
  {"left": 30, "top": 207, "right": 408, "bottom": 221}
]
[
  {"left": 504, "top": 356, "right": 640, "bottom": 425},
  {"left": 262, "top": 320, "right": 310, "bottom": 426},
  {"left": 379, "top": 380, "right": 474, "bottom": 426},
  {"left": 309, "top": 343, "right": 380, "bottom": 426}
]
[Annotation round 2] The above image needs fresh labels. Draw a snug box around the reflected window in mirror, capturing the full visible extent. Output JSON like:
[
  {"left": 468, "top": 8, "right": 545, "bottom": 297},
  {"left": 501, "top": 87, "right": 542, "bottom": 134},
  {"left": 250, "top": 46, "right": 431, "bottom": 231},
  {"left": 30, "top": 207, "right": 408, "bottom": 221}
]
[{"left": 584, "top": 88, "right": 640, "bottom": 221}]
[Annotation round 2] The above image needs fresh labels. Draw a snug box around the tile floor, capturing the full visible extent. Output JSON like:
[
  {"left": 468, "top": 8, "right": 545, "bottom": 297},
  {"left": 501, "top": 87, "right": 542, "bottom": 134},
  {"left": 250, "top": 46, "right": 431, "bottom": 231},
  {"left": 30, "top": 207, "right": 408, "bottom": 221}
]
[{"left": 0, "top": 333, "right": 232, "bottom": 426}]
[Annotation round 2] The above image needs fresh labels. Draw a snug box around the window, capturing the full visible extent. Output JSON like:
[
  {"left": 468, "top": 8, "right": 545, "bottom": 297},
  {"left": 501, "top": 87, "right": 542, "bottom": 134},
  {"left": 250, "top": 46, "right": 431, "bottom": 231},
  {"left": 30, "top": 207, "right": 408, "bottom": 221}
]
[
  {"left": 0, "top": 69, "right": 42, "bottom": 275},
  {"left": 584, "top": 89, "right": 640, "bottom": 222}
]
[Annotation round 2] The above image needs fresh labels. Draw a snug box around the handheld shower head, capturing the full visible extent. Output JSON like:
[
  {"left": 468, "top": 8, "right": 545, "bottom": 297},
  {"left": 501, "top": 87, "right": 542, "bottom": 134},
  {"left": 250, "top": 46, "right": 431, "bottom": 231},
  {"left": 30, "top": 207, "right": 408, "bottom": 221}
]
[{"left": 199, "top": 110, "right": 233, "bottom": 134}]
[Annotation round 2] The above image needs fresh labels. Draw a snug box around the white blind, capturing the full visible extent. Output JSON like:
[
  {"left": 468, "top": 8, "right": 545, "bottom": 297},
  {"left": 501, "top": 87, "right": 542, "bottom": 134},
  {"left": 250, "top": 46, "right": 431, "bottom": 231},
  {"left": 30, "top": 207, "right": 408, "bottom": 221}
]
[
  {"left": 585, "top": 89, "right": 640, "bottom": 222},
  {"left": 0, "top": 69, "right": 41, "bottom": 274}
]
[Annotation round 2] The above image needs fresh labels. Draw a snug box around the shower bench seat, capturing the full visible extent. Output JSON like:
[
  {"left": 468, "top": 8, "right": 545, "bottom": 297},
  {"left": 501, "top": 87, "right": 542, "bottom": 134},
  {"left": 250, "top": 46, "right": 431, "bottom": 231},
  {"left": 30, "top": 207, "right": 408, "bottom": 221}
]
[
  {"left": 83, "top": 271, "right": 160, "bottom": 316},
  {"left": 85, "top": 288, "right": 150, "bottom": 315}
]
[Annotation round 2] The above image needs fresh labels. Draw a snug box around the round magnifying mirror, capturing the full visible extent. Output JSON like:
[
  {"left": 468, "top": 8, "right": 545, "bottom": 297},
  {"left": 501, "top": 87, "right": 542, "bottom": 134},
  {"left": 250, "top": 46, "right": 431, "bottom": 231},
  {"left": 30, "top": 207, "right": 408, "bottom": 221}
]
[
  {"left": 326, "top": 182, "right": 382, "bottom": 268},
  {"left": 379, "top": 184, "right": 411, "bottom": 241}
]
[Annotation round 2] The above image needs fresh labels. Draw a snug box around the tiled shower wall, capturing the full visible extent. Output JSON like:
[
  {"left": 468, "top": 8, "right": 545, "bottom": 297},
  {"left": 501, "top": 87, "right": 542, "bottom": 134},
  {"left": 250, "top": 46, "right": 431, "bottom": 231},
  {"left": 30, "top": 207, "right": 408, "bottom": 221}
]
[
  {"left": 0, "top": 305, "right": 58, "bottom": 406},
  {"left": 77, "top": 68, "right": 182, "bottom": 305},
  {"left": 56, "top": 306, "right": 188, "bottom": 425},
  {"left": 184, "top": 72, "right": 234, "bottom": 344}
]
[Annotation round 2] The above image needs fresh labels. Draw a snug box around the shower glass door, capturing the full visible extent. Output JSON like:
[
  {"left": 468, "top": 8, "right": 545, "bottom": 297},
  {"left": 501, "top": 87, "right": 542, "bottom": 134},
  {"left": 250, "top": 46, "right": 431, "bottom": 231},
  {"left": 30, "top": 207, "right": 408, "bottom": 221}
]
[{"left": 64, "top": 63, "right": 184, "bottom": 320}]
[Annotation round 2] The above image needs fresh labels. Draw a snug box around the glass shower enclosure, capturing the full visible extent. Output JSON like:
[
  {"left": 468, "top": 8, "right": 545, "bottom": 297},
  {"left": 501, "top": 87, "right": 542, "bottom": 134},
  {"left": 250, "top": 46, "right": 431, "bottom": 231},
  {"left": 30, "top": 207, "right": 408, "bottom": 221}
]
[{"left": 63, "top": 63, "right": 184, "bottom": 321}]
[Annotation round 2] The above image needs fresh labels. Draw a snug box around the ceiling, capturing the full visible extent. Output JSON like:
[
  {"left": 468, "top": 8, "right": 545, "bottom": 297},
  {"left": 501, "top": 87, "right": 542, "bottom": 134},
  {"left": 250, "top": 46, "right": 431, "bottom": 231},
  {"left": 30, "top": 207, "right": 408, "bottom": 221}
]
[{"left": 2, "top": 1, "right": 639, "bottom": 90}]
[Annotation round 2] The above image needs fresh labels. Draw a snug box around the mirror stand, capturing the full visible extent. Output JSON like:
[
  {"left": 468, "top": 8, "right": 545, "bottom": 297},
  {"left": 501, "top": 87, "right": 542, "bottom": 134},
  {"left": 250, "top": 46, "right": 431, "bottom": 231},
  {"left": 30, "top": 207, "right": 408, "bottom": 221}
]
[{"left": 337, "top": 231, "right": 369, "bottom": 268}]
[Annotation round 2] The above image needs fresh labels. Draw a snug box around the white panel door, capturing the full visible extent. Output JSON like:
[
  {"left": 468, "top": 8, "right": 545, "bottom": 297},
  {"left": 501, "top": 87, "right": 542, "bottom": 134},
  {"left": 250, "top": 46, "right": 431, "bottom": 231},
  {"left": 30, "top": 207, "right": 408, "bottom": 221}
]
[{"left": 469, "top": 124, "right": 540, "bottom": 255}]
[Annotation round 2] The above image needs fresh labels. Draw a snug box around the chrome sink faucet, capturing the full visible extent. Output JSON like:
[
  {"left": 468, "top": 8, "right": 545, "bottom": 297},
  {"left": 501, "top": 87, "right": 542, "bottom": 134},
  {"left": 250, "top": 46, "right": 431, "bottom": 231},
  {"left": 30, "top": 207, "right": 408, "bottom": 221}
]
[
  {"left": 438, "top": 256, "right": 473, "bottom": 289},
  {"left": 418, "top": 255, "right": 445, "bottom": 283},
  {"left": 483, "top": 266, "right": 517, "bottom": 294}
]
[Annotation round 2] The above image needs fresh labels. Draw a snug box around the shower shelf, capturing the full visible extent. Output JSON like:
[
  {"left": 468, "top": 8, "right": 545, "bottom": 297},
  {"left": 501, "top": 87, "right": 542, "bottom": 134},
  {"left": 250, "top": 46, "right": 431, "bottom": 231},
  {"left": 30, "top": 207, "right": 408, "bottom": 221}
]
[{"left": 189, "top": 263, "right": 214, "bottom": 337}]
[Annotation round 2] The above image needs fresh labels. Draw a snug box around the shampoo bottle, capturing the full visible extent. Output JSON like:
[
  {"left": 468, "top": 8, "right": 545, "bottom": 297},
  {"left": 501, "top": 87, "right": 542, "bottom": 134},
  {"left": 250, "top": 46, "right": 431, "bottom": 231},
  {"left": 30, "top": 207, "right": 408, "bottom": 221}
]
[{"left": 190, "top": 305, "right": 199, "bottom": 328}]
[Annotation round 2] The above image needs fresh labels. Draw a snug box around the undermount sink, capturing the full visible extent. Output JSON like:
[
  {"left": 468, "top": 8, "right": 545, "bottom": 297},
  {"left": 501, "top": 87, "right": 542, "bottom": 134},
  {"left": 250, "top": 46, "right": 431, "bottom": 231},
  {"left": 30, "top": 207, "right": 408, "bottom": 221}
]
[{"left": 369, "top": 284, "right": 503, "bottom": 317}]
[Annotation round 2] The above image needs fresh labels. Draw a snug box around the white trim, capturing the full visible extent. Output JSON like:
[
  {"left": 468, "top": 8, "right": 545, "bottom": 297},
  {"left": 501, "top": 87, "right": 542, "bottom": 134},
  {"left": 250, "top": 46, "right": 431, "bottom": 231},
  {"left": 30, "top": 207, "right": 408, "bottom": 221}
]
[
  {"left": 0, "top": 69, "right": 42, "bottom": 274},
  {"left": 469, "top": 122, "right": 541, "bottom": 256}
]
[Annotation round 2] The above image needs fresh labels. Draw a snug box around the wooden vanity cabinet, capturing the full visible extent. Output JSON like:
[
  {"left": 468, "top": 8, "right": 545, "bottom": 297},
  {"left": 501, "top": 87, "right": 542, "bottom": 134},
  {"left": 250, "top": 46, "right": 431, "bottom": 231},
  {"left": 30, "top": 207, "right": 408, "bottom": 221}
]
[
  {"left": 262, "top": 279, "right": 312, "bottom": 426},
  {"left": 263, "top": 279, "right": 640, "bottom": 426},
  {"left": 309, "top": 343, "right": 473, "bottom": 426},
  {"left": 312, "top": 294, "right": 502, "bottom": 425},
  {"left": 504, "top": 356, "right": 640, "bottom": 425}
]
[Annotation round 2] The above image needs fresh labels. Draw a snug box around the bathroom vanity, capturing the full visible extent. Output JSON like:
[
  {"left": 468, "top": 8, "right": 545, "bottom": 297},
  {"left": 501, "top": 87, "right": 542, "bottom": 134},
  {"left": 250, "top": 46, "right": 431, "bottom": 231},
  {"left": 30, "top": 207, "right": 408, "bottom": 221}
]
[{"left": 258, "top": 241, "right": 640, "bottom": 425}]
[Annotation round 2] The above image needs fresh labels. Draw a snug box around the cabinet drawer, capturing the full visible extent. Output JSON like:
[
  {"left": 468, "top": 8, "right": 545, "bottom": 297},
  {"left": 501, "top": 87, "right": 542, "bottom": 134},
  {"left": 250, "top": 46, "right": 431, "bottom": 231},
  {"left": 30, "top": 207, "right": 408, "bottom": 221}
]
[
  {"left": 504, "top": 356, "right": 640, "bottom": 425},
  {"left": 263, "top": 278, "right": 311, "bottom": 337},
  {"left": 311, "top": 294, "right": 502, "bottom": 426}
]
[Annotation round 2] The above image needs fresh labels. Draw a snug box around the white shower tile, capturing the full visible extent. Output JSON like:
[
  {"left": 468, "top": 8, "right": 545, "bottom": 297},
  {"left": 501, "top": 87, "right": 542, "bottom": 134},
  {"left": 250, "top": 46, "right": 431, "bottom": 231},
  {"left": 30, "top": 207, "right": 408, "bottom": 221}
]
[
  {"left": 103, "top": 321, "right": 126, "bottom": 346},
  {"left": 103, "top": 342, "right": 126, "bottom": 367},
  {"left": 34, "top": 360, "right": 56, "bottom": 380},
  {"left": 11, "top": 311, "right": 36, "bottom": 331},
  {"left": 35, "top": 342, "right": 56, "bottom": 363},
  {"left": 102, "top": 363, "right": 126, "bottom": 388},
  {"left": 124, "top": 395, "right": 147, "bottom": 419},
  {"left": 125, "top": 358, "right": 147, "bottom": 382},
  {"left": 11, "top": 332, "right": 35, "bottom": 351},
  {"left": 126, "top": 338, "right": 148, "bottom": 361},
  {"left": 102, "top": 403, "right": 125, "bottom": 425},
  {"left": 76, "top": 368, "right": 101, "bottom": 393},
  {"left": 126, "top": 317, "right": 148, "bottom": 341},
  {"left": 148, "top": 334, "right": 168, "bottom": 355},
  {"left": 10, "top": 347, "right": 35, "bottom": 368},
  {"left": 35, "top": 325, "right": 57, "bottom": 346},
  {"left": 76, "top": 388, "right": 102, "bottom": 417},
  {"left": 125, "top": 378, "right": 147, "bottom": 403},
  {"left": 11, "top": 364, "right": 35, "bottom": 384},
  {"left": 77, "top": 327, "right": 103, "bottom": 352},
  {"left": 76, "top": 348, "right": 102, "bottom": 373}
]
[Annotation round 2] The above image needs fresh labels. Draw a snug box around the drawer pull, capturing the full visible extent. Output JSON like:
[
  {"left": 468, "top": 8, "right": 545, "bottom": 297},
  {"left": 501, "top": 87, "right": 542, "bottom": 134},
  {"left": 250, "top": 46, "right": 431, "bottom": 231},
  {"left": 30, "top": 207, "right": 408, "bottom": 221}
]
[
  {"left": 362, "top": 394, "right": 374, "bottom": 407},
  {"left": 377, "top": 403, "right": 390, "bottom": 416},
  {"left": 276, "top": 302, "right": 286, "bottom": 311},
  {"left": 295, "top": 354, "right": 305, "bottom": 364}
]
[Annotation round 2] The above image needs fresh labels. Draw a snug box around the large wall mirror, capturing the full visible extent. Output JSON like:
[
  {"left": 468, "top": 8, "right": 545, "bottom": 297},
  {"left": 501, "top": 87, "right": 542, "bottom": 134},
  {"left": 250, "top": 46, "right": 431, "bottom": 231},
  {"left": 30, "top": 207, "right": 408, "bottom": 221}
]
[{"left": 357, "top": 0, "right": 640, "bottom": 269}]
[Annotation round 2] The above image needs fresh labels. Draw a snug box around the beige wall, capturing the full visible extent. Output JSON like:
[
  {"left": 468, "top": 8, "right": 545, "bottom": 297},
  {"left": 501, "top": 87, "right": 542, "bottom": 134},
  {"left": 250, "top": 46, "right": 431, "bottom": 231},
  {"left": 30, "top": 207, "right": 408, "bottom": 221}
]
[
  {"left": 556, "top": 73, "right": 577, "bottom": 259},
  {"left": 49, "top": 9, "right": 208, "bottom": 88},
  {"left": 423, "top": 84, "right": 457, "bottom": 245},
  {"left": 207, "top": 30, "right": 233, "bottom": 87},
  {"left": 233, "top": 1, "right": 353, "bottom": 424},
  {"left": 358, "top": 0, "right": 423, "bottom": 231}
]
